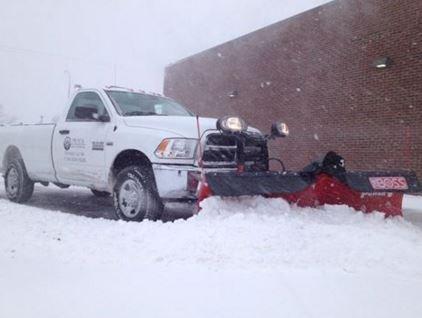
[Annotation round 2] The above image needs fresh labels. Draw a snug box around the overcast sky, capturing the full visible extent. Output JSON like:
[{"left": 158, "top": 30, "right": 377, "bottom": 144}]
[{"left": 0, "top": 0, "right": 331, "bottom": 121}]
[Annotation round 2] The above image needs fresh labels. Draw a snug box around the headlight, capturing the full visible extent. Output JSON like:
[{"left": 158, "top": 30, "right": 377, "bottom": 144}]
[
  {"left": 155, "top": 138, "right": 197, "bottom": 159},
  {"left": 217, "top": 116, "right": 248, "bottom": 133}
]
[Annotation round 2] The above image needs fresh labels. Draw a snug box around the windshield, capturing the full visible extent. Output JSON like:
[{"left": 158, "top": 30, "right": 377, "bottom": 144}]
[{"left": 106, "top": 90, "right": 193, "bottom": 117}]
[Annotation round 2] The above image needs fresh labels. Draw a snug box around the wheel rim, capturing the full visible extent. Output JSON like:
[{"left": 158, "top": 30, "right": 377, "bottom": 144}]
[
  {"left": 118, "top": 179, "right": 146, "bottom": 218},
  {"left": 6, "top": 167, "right": 19, "bottom": 197}
]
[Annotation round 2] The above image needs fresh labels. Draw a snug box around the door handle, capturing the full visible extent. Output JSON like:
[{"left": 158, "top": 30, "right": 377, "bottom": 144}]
[{"left": 59, "top": 129, "right": 70, "bottom": 135}]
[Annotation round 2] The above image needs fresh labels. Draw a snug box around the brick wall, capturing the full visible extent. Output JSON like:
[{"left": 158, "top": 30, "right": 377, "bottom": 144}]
[{"left": 164, "top": 0, "right": 422, "bottom": 177}]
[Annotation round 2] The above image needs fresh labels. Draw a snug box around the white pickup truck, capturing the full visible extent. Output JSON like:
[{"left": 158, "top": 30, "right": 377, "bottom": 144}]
[{"left": 0, "top": 87, "right": 274, "bottom": 221}]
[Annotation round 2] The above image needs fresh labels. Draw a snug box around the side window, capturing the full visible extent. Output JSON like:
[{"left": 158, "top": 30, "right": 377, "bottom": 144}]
[{"left": 66, "top": 92, "right": 109, "bottom": 122}]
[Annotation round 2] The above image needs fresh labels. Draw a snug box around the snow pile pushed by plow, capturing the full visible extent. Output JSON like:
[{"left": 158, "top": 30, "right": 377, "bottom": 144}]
[{"left": 1, "top": 195, "right": 422, "bottom": 318}]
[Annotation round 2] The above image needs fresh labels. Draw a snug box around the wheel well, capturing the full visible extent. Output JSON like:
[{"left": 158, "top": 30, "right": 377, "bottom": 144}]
[
  {"left": 3, "top": 146, "right": 22, "bottom": 168},
  {"left": 111, "top": 150, "right": 152, "bottom": 179}
]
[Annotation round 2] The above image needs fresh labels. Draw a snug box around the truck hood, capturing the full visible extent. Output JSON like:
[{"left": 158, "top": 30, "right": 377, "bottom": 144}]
[{"left": 122, "top": 116, "right": 219, "bottom": 138}]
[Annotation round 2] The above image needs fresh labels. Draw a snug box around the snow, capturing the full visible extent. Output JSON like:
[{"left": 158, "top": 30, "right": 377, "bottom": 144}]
[
  {"left": 1, "top": 185, "right": 422, "bottom": 317},
  {"left": 404, "top": 194, "right": 422, "bottom": 212},
  {"left": 403, "top": 195, "right": 422, "bottom": 227}
]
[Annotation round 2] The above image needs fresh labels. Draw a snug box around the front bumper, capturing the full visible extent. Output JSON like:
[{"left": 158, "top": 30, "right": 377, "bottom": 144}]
[
  {"left": 153, "top": 164, "right": 241, "bottom": 202},
  {"left": 153, "top": 164, "right": 199, "bottom": 201}
]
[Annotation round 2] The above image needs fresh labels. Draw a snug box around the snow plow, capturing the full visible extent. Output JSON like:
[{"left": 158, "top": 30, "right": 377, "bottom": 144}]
[{"left": 196, "top": 117, "right": 421, "bottom": 217}]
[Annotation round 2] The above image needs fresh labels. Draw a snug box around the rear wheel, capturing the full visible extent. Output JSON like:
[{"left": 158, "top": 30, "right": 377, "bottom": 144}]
[
  {"left": 4, "top": 159, "right": 34, "bottom": 203},
  {"left": 113, "top": 166, "right": 163, "bottom": 222},
  {"left": 90, "top": 189, "right": 110, "bottom": 197}
]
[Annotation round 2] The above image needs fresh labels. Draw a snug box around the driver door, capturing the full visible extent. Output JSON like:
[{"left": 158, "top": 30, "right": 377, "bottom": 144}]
[{"left": 53, "top": 91, "right": 113, "bottom": 188}]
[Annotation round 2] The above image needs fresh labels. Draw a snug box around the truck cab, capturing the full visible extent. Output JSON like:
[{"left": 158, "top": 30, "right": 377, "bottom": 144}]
[{"left": 53, "top": 89, "right": 116, "bottom": 187}]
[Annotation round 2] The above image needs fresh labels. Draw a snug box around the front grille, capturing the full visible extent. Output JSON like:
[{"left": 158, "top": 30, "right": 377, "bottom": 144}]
[
  {"left": 202, "top": 133, "right": 268, "bottom": 171},
  {"left": 203, "top": 134, "right": 236, "bottom": 164}
]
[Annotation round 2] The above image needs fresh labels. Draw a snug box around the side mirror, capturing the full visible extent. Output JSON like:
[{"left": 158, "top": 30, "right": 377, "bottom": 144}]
[
  {"left": 75, "top": 105, "right": 98, "bottom": 120},
  {"left": 270, "top": 121, "right": 289, "bottom": 138},
  {"left": 97, "top": 114, "right": 111, "bottom": 122}
]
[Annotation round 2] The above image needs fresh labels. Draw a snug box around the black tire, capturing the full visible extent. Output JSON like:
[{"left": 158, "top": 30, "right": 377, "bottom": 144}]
[
  {"left": 4, "top": 159, "right": 34, "bottom": 203},
  {"left": 90, "top": 189, "right": 110, "bottom": 197},
  {"left": 113, "top": 166, "right": 163, "bottom": 222}
]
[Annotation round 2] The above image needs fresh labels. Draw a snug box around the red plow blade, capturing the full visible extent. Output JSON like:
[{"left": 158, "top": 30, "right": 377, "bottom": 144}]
[
  {"left": 200, "top": 170, "right": 420, "bottom": 217},
  {"left": 277, "top": 174, "right": 404, "bottom": 217}
]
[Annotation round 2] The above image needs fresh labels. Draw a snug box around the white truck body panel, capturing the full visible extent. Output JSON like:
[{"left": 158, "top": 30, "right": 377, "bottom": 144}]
[
  {"left": 0, "top": 124, "right": 57, "bottom": 182},
  {"left": 122, "top": 116, "right": 218, "bottom": 139}
]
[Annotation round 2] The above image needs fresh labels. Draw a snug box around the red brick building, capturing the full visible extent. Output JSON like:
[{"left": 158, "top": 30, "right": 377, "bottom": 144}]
[{"left": 164, "top": 0, "right": 422, "bottom": 177}]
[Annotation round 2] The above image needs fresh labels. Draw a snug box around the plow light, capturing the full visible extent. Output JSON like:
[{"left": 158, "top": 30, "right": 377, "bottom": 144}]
[
  {"left": 216, "top": 116, "right": 248, "bottom": 133},
  {"left": 271, "top": 121, "right": 289, "bottom": 138}
]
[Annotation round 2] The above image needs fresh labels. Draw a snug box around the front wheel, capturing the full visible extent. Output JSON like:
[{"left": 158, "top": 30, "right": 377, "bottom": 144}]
[
  {"left": 4, "top": 159, "right": 34, "bottom": 203},
  {"left": 113, "top": 166, "right": 163, "bottom": 222}
]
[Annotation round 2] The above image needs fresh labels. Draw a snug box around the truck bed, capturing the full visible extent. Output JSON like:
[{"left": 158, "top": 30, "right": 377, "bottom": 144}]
[{"left": 0, "top": 123, "right": 57, "bottom": 182}]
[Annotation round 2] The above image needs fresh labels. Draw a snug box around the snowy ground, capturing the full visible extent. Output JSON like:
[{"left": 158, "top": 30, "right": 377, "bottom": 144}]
[{"left": 1, "top": 184, "right": 422, "bottom": 318}]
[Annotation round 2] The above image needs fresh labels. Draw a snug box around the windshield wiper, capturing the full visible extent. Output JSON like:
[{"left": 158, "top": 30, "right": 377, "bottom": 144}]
[{"left": 124, "top": 111, "right": 167, "bottom": 116}]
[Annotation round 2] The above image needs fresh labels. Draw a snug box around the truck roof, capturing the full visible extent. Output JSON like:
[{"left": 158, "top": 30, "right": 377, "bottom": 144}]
[{"left": 103, "top": 86, "right": 166, "bottom": 98}]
